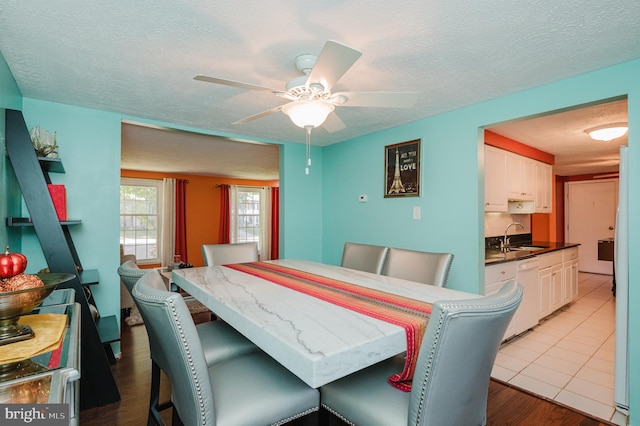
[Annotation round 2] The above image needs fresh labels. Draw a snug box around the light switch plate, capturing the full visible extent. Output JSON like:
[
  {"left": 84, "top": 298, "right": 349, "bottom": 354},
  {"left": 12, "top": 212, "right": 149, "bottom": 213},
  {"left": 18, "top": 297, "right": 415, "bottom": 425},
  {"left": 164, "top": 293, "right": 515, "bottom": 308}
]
[{"left": 413, "top": 206, "right": 421, "bottom": 220}]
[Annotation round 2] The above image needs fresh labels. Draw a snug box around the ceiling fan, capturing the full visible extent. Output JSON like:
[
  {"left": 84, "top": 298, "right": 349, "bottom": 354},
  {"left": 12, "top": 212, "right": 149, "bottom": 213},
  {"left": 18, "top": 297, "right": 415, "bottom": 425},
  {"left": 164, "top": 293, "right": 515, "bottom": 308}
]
[
  {"left": 194, "top": 40, "right": 420, "bottom": 131},
  {"left": 194, "top": 40, "right": 419, "bottom": 173}
]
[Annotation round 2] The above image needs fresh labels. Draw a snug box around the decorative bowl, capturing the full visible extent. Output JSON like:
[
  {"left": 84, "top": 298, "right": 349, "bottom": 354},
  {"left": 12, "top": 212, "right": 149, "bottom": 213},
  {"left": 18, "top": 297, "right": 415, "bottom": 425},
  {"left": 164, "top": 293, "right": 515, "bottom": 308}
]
[{"left": 0, "top": 273, "right": 74, "bottom": 346}]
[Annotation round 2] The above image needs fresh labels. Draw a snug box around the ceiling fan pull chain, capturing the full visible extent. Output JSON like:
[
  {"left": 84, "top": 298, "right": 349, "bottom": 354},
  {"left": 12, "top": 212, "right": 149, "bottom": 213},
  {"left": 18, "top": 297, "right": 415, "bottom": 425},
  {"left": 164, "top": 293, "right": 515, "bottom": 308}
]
[{"left": 305, "top": 125, "right": 312, "bottom": 175}]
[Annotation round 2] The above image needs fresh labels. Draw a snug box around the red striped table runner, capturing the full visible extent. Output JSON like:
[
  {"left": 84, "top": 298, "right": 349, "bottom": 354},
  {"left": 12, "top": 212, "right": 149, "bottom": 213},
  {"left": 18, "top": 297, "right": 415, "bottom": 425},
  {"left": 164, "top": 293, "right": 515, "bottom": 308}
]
[{"left": 225, "top": 261, "right": 431, "bottom": 391}]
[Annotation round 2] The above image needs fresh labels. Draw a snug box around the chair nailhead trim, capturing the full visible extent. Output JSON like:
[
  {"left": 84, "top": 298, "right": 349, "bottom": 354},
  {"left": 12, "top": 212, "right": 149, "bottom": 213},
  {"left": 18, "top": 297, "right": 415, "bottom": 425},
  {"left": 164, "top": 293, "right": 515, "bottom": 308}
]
[
  {"left": 170, "top": 300, "right": 208, "bottom": 422},
  {"left": 414, "top": 308, "right": 444, "bottom": 423},
  {"left": 320, "top": 404, "right": 355, "bottom": 426},
  {"left": 272, "top": 407, "right": 319, "bottom": 426}
]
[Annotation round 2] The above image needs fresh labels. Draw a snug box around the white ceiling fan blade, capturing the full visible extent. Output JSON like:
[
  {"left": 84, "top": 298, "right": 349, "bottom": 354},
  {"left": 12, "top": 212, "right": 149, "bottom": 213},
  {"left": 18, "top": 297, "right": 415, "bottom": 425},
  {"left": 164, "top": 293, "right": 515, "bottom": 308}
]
[
  {"left": 333, "top": 91, "right": 419, "bottom": 108},
  {"left": 233, "top": 105, "right": 283, "bottom": 124},
  {"left": 194, "top": 75, "right": 283, "bottom": 94},
  {"left": 306, "top": 41, "right": 362, "bottom": 91},
  {"left": 322, "top": 112, "right": 347, "bottom": 134}
]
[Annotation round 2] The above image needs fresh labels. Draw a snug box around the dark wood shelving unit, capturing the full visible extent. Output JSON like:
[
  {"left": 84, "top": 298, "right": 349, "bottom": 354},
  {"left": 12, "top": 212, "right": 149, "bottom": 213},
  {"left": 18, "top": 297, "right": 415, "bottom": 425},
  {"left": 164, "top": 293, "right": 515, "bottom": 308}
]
[
  {"left": 6, "top": 217, "right": 82, "bottom": 226},
  {"left": 37, "top": 156, "right": 65, "bottom": 173},
  {"left": 4, "top": 109, "right": 120, "bottom": 409},
  {"left": 79, "top": 268, "right": 100, "bottom": 286}
]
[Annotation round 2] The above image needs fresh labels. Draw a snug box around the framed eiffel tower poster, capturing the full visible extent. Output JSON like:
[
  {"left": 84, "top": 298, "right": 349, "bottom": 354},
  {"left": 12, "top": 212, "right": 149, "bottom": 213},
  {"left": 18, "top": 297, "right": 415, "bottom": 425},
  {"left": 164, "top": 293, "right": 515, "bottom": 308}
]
[{"left": 385, "top": 139, "right": 421, "bottom": 197}]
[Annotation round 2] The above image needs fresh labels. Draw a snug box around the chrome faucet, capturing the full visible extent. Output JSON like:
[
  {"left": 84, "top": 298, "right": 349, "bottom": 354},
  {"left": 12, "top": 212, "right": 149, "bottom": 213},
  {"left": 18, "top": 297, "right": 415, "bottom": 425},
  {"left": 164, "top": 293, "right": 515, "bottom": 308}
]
[{"left": 502, "top": 222, "right": 524, "bottom": 252}]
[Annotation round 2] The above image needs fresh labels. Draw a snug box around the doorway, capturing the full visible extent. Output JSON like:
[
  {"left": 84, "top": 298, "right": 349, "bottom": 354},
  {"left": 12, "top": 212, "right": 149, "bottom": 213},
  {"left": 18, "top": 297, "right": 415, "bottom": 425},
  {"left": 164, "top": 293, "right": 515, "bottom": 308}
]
[
  {"left": 120, "top": 121, "right": 281, "bottom": 266},
  {"left": 565, "top": 180, "right": 618, "bottom": 274},
  {"left": 482, "top": 98, "right": 627, "bottom": 423}
]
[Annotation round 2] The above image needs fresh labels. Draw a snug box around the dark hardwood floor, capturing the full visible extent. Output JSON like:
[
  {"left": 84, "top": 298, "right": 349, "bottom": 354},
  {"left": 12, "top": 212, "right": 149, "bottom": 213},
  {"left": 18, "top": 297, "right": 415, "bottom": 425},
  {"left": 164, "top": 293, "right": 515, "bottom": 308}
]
[{"left": 80, "top": 312, "right": 613, "bottom": 425}]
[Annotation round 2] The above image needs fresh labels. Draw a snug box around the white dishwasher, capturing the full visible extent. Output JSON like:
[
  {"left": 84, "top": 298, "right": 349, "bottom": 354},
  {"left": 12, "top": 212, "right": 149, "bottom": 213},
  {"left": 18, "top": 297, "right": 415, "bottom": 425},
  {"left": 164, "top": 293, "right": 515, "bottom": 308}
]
[{"left": 513, "top": 257, "right": 540, "bottom": 336}]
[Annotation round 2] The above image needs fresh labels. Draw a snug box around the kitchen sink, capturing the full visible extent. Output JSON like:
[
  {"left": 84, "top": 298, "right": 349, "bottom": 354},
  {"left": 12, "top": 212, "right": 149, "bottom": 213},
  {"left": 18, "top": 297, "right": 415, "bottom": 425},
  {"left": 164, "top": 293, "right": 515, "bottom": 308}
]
[
  {"left": 485, "top": 249, "right": 538, "bottom": 263},
  {"left": 511, "top": 245, "right": 548, "bottom": 251}
]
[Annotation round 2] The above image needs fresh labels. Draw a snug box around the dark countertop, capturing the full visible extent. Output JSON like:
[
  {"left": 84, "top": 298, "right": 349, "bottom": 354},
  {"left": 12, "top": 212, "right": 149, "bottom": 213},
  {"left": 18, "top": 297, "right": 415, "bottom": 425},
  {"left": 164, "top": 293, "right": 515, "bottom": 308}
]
[{"left": 485, "top": 241, "right": 580, "bottom": 265}]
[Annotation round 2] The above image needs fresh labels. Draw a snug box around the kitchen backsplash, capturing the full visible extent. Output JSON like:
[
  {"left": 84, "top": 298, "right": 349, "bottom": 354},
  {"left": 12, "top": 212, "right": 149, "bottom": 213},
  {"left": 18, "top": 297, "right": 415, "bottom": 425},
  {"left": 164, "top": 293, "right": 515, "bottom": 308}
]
[
  {"left": 484, "top": 212, "right": 531, "bottom": 237},
  {"left": 485, "top": 233, "right": 533, "bottom": 250}
]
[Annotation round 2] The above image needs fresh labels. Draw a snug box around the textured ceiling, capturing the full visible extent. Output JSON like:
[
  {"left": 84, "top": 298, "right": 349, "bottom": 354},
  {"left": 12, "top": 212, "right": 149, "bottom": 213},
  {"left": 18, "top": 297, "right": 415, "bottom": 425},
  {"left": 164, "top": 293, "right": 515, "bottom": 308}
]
[
  {"left": 121, "top": 122, "right": 280, "bottom": 179},
  {"left": 1, "top": 1, "right": 639, "bottom": 178},
  {"left": 489, "top": 98, "right": 628, "bottom": 176}
]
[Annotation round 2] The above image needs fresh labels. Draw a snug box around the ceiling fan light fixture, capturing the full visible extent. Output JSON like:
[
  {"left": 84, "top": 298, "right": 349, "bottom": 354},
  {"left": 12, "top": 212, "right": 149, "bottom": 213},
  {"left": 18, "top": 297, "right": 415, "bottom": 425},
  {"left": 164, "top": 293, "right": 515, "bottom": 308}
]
[
  {"left": 282, "top": 100, "right": 335, "bottom": 128},
  {"left": 585, "top": 122, "right": 628, "bottom": 141}
]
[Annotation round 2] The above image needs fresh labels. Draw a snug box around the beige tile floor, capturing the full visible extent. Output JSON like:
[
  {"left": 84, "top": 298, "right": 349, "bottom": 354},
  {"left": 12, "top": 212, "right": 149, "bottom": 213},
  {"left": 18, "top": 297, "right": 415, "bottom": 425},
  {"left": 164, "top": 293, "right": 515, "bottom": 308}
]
[{"left": 491, "top": 272, "right": 628, "bottom": 425}]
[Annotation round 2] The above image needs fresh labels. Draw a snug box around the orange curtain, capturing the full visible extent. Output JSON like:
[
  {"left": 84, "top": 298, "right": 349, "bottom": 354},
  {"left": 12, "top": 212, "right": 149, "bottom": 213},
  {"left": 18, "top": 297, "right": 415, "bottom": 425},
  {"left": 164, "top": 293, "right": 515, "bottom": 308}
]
[
  {"left": 270, "top": 187, "right": 279, "bottom": 259},
  {"left": 219, "top": 184, "right": 231, "bottom": 243},
  {"left": 175, "top": 179, "right": 188, "bottom": 262}
]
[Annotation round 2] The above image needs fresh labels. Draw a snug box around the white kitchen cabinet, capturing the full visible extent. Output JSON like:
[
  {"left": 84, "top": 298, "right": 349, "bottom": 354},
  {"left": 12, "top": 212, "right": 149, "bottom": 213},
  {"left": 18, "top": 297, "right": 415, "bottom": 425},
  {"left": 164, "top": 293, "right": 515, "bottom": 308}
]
[
  {"left": 563, "top": 259, "right": 579, "bottom": 303},
  {"left": 484, "top": 145, "right": 509, "bottom": 212},
  {"left": 484, "top": 262, "right": 516, "bottom": 295},
  {"left": 537, "top": 250, "right": 564, "bottom": 319},
  {"left": 563, "top": 247, "right": 579, "bottom": 303},
  {"left": 550, "top": 264, "right": 563, "bottom": 312},
  {"left": 538, "top": 265, "right": 562, "bottom": 318},
  {"left": 523, "top": 157, "right": 537, "bottom": 200},
  {"left": 535, "top": 161, "right": 553, "bottom": 213},
  {"left": 485, "top": 145, "right": 552, "bottom": 213},
  {"left": 484, "top": 261, "right": 517, "bottom": 339},
  {"left": 508, "top": 152, "right": 535, "bottom": 201}
]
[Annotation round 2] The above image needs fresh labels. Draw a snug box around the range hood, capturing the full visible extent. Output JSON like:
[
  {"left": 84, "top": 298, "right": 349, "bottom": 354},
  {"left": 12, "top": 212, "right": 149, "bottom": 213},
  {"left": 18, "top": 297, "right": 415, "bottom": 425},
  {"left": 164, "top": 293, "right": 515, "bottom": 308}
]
[{"left": 508, "top": 200, "right": 534, "bottom": 214}]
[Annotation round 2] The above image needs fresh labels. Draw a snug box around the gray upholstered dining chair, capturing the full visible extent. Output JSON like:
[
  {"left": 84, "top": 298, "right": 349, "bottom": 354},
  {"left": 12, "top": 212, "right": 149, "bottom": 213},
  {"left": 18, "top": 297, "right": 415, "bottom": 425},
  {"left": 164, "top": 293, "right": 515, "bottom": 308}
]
[
  {"left": 202, "top": 242, "right": 259, "bottom": 266},
  {"left": 340, "top": 242, "right": 389, "bottom": 274},
  {"left": 320, "top": 280, "right": 522, "bottom": 426},
  {"left": 120, "top": 253, "right": 137, "bottom": 314},
  {"left": 118, "top": 259, "right": 212, "bottom": 322},
  {"left": 118, "top": 262, "right": 258, "bottom": 425},
  {"left": 381, "top": 247, "right": 454, "bottom": 287},
  {"left": 132, "top": 270, "right": 320, "bottom": 426}
]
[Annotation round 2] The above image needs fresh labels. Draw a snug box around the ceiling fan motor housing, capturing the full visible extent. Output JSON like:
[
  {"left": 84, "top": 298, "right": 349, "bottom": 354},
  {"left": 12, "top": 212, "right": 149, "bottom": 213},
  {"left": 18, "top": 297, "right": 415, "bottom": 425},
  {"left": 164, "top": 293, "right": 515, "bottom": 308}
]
[
  {"left": 286, "top": 54, "right": 321, "bottom": 93},
  {"left": 294, "top": 54, "right": 317, "bottom": 75}
]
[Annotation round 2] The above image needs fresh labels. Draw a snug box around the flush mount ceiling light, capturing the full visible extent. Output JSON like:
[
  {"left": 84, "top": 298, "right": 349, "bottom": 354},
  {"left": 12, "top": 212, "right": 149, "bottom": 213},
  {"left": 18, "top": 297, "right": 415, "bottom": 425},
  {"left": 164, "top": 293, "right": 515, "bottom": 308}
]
[
  {"left": 585, "top": 122, "right": 628, "bottom": 141},
  {"left": 282, "top": 100, "right": 336, "bottom": 174}
]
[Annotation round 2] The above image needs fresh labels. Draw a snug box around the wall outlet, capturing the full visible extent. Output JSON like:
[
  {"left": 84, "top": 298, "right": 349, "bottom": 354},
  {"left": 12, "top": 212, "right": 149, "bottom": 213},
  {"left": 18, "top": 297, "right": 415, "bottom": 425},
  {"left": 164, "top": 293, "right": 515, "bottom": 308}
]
[{"left": 358, "top": 194, "right": 368, "bottom": 203}]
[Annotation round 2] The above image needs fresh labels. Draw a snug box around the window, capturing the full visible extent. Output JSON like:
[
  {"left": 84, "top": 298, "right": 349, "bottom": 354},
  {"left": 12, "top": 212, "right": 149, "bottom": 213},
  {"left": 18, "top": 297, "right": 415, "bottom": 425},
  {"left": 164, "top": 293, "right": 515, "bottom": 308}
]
[
  {"left": 120, "top": 178, "right": 163, "bottom": 264},
  {"left": 231, "top": 187, "right": 264, "bottom": 251}
]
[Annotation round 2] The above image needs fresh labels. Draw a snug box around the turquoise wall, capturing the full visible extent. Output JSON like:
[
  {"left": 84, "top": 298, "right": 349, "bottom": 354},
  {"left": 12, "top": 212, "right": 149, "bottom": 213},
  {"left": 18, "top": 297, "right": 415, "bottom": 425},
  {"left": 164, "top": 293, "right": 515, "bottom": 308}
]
[
  {"left": 323, "top": 58, "right": 640, "bottom": 421},
  {"left": 280, "top": 142, "right": 324, "bottom": 260},
  {"left": 0, "top": 50, "right": 22, "bottom": 251},
  {"left": 19, "top": 99, "right": 123, "bottom": 325},
  {"left": 323, "top": 116, "right": 482, "bottom": 294}
]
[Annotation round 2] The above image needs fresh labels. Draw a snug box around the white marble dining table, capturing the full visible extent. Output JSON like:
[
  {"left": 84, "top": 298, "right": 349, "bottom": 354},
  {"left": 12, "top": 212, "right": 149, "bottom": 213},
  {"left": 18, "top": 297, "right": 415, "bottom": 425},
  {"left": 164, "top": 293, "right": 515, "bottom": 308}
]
[{"left": 172, "top": 259, "right": 477, "bottom": 388}]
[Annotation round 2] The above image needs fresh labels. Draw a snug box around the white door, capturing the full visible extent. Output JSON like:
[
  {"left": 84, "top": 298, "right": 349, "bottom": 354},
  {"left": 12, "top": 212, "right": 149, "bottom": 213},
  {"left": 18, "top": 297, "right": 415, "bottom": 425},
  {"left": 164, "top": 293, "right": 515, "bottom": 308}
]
[{"left": 565, "top": 180, "right": 617, "bottom": 274}]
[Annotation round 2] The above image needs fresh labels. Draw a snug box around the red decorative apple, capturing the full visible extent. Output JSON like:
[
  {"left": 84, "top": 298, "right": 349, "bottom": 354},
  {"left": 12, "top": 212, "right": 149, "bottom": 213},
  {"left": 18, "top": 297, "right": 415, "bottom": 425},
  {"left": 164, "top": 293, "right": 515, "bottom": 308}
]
[{"left": 0, "top": 246, "right": 28, "bottom": 279}]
